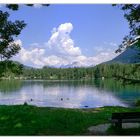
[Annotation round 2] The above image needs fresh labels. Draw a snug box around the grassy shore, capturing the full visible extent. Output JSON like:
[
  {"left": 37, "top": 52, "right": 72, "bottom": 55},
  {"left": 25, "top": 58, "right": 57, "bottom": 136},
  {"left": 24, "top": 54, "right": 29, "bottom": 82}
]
[{"left": 0, "top": 105, "right": 140, "bottom": 135}]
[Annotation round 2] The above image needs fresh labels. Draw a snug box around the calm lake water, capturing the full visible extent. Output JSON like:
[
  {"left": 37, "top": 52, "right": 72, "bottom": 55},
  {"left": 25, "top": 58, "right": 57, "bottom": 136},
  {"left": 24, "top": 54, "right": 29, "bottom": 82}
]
[{"left": 0, "top": 79, "right": 140, "bottom": 108}]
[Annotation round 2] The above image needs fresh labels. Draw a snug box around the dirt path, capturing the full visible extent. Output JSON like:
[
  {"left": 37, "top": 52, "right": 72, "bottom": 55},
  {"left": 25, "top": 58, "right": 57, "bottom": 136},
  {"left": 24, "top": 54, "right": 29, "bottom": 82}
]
[{"left": 87, "top": 123, "right": 140, "bottom": 135}]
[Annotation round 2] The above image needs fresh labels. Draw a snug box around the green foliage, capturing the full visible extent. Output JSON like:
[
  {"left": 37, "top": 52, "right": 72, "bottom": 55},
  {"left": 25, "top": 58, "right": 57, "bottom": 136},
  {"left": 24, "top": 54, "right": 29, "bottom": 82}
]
[
  {"left": 6, "top": 4, "right": 50, "bottom": 11},
  {"left": 135, "top": 99, "right": 140, "bottom": 106},
  {"left": 0, "top": 60, "right": 23, "bottom": 78},
  {"left": 21, "top": 63, "right": 140, "bottom": 82},
  {"left": 22, "top": 66, "right": 94, "bottom": 80},
  {"left": 114, "top": 4, "right": 140, "bottom": 52},
  {"left": 0, "top": 10, "right": 26, "bottom": 60},
  {"left": 120, "top": 5, "right": 140, "bottom": 37},
  {"left": 93, "top": 63, "right": 140, "bottom": 81},
  {"left": 1, "top": 60, "right": 139, "bottom": 82},
  {"left": 6, "top": 4, "right": 19, "bottom": 10}
]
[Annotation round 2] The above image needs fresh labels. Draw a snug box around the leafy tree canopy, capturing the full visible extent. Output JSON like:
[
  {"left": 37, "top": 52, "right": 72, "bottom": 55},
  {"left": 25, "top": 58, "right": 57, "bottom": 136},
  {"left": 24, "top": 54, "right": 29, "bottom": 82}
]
[
  {"left": 0, "top": 10, "right": 26, "bottom": 60},
  {"left": 114, "top": 4, "right": 140, "bottom": 53},
  {"left": 6, "top": 4, "right": 50, "bottom": 11}
]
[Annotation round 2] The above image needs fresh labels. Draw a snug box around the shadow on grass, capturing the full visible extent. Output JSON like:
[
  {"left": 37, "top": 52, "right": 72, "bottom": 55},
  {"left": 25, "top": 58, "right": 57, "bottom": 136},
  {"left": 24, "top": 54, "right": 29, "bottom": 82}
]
[{"left": 107, "top": 125, "right": 140, "bottom": 136}]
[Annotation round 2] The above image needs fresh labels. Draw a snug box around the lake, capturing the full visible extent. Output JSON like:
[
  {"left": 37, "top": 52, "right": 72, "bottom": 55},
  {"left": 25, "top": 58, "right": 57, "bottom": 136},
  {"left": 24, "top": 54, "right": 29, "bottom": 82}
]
[{"left": 0, "top": 79, "right": 140, "bottom": 108}]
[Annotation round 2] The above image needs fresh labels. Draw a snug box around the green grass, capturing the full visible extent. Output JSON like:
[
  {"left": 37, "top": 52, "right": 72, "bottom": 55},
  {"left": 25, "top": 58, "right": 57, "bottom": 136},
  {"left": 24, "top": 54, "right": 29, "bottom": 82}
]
[{"left": 0, "top": 105, "right": 140, "bottom": 135}]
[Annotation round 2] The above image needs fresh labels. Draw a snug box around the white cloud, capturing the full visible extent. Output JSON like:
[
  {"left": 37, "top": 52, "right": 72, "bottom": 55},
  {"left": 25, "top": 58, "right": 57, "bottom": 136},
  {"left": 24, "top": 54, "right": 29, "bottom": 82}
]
[
  {"left": 13, "top": 23, "right": 118, "bottom": 68},
  {"left": 17, "top": 47, "right": 45, "bottom": 67},
  {"left": 47, "top": 23, "right": 81, "bottom": 57},
  {"left": 33, "top": 4, "right": 42, "bottom": 8}
]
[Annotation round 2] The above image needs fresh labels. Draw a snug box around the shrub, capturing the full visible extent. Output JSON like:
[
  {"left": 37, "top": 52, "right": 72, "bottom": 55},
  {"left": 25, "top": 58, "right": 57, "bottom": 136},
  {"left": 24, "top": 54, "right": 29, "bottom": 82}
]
[{"left": 135, "top": 99, "right": 140, "bottom": 106}]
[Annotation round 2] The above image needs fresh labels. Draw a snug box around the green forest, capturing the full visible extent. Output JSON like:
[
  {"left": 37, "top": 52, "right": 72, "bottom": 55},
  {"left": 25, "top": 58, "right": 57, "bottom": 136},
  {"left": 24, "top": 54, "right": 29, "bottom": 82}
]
[{"left": 0, "top": 60, "right": 140, "bottom": 82}]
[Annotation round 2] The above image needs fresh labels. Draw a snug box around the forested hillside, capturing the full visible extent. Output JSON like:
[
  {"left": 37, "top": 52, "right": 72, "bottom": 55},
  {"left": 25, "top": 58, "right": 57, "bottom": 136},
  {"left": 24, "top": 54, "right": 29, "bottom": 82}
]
[
  {"left": 0, "top": 60, "right": 23, "bottom": 79},
  {"left": 93, "top": 63, "right": 140, "bottom": 81},
  {"left": 106, "top": 45, "right": 140, "bottom": 64},
  {"left": 0, "top": 60, "right": 140, "bottom": 82},
  {"left": 22, "top": 63, "right": 140, "bottom": 81}
]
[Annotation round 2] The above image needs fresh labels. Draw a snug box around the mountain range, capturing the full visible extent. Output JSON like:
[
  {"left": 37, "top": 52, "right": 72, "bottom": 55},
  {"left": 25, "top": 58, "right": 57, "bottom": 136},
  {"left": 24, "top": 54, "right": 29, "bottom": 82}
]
[
  {"left": 60, "top": 61, "right": 86, "bottom": 68},
  {"left": 105, "top": 45, "right": 140, "bottom": 64}
]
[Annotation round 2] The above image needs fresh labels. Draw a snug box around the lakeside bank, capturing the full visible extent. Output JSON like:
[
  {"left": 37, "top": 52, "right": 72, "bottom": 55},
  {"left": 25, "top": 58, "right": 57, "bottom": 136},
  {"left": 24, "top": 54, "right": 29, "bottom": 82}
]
[{"left": 0, "top": 105, "right": 140, "bottom": 135}]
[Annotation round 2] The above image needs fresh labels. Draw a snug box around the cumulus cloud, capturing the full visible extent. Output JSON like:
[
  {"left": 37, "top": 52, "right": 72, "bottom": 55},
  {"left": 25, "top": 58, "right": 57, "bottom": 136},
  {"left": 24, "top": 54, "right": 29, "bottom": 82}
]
[
  {"left": 47, "top": 23, "right": 81, "bottom": 57},
  {"left": 13, "top": 23, "right": 118, "bottom": 68},
  {"left": 15, "top": 46, "right": 46, "bottom": 67}
]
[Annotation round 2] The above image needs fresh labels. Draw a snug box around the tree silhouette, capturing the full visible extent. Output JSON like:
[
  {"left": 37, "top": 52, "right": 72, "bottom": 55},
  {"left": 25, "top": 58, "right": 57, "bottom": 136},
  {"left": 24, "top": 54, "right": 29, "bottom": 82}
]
[
  {"left": 0, "top": 10, "right": 26, "bottom": 60},
  {"left": 6, "top": 4, "right": 50, "bottom": 11},
  {"left": 114, "top": 4, "right": 140, "bottom": 53}
]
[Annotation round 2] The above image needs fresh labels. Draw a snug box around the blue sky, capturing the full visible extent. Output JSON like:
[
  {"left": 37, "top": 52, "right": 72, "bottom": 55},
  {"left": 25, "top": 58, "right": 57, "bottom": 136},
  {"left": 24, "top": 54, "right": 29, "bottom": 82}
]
[{"left": 1, "top": 4, "right": 130, "bottom": 67}]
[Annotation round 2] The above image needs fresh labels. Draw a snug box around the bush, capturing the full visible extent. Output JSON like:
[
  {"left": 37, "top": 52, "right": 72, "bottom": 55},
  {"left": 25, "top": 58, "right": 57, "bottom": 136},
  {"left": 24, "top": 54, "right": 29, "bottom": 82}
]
[
  {"left": 23, "top": 102, "right": 28, "bottom": 106},
  {"left": 135, "top": 99, "right": 140, "bottom": 106}
]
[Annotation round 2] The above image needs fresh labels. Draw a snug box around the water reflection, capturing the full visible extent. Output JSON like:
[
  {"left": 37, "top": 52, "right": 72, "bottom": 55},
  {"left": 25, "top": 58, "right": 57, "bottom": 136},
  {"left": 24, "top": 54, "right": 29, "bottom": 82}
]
[
  {"left": 0, "top": 80, "right": 22, "bottom": 93},
  {"left": 0, "top": 79, "right": 139, "bottom": 108}
]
